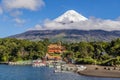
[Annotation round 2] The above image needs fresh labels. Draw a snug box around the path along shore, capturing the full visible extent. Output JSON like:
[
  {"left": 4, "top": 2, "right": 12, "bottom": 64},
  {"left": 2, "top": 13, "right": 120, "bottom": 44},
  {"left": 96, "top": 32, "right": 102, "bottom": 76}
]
[{"left": 78, "top": 65, "right": 120, "bottom": 78}]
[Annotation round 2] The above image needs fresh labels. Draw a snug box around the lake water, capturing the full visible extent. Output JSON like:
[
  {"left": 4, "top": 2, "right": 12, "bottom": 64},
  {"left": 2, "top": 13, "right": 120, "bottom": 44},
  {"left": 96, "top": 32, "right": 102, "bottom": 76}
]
[{"left": 0, "top": 65, "right": 119, "bottom": 80}]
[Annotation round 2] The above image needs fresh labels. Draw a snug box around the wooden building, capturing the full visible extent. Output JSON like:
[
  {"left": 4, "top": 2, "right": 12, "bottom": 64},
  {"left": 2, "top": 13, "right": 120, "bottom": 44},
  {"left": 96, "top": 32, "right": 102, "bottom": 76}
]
[
  {"left": 48, "top": 44, "right": 65, "bottom": 53},
  {"left": 46, "top": 43, "right": 65, "bottom": 60}
]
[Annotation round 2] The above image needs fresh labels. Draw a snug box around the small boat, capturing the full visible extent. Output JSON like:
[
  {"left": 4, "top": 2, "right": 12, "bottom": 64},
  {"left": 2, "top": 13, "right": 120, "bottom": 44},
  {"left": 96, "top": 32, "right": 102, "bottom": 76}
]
[
  {"left": 54, "top": 69, "right": 72, "bottom": 73},
  {"left": 32, "top": 60, "right": 46, "bottom": 67},
  {"left": 76, "top": 65, "right": 87, "bottom": 71},
  {"left": 32, "top": 62, "right": 46, "bottom": 67},
  {"left": 54, "top": 69, "right": 61, "bottom": 73},
  {"left": 54, "top": 64, "right": 72, "bottom": 73}
]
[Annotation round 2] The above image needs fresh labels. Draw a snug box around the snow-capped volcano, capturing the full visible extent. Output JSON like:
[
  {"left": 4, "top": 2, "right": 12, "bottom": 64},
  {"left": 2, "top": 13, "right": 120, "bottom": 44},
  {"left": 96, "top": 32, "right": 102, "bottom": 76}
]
[{"left": 54, "top": 10, "right": 88, "bottom": 23}]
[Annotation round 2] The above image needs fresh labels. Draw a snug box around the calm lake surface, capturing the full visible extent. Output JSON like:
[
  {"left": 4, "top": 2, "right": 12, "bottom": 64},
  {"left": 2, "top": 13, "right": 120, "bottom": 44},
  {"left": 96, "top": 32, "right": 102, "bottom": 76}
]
[{"left": 0, "top": 65, "right": 119, "bottom": 80}]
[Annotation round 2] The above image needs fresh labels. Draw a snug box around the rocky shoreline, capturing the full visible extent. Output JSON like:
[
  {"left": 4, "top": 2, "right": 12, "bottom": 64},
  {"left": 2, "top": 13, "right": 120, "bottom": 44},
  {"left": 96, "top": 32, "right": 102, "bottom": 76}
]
[{"left": 77, "top": 65, "right": 120, "bottom": 78}]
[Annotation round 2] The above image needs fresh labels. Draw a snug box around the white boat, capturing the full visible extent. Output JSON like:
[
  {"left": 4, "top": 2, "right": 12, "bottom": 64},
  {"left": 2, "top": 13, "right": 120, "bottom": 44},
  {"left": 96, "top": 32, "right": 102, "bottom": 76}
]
[
  {"left": 54, "top": 64, "right": 73, "bottom": 73},
  {"left": 54, "top": 69, "right": 72, "bottom": 73},
  {"left": 32, "top": 62, "right": 46, "bottom": 67},
  {"left": 54, "top": 69, "right": 61, "bottom": 72},
  {"left": 76, "top": 65, "right": 87, "bottom": 71},
  {"left": 32, "top": 60, "right": 46, "bottom": 67}
]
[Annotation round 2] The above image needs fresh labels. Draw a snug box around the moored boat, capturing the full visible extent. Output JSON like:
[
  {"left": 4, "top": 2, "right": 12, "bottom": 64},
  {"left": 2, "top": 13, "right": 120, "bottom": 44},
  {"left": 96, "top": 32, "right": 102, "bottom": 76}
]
[{"left": 32, "top": 60, "right": 46, "bottom": 67}]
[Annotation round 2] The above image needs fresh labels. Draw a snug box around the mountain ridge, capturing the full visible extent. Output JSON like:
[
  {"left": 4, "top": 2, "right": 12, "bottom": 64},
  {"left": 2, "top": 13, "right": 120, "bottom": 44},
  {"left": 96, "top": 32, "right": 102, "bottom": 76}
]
[{"left": 8, "top": 29, "right": 120, "bottom": 42}]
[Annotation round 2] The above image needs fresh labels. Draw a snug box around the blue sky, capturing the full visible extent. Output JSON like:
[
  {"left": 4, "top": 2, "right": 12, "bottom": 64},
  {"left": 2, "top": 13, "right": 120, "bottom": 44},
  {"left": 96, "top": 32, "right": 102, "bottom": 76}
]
[{"left": 0, "top": 0, "right": 120, "bottom": 38}]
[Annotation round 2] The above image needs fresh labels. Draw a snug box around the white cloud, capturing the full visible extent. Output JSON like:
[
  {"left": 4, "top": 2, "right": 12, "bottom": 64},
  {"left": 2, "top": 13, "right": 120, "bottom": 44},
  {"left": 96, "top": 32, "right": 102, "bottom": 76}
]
[
  {"left": 28, "top": 24, "right": 44, "bottom": 30},
  {"left": 0, "top": 6, "right": 3, "bottom": 14},
  {"left": 31, "top": 18, "right": 120, "bottom": 31},
  {"left": 13, "top": 18, "right": 25, "bottom": 24},
  {"left": 0, "top": 0, "right": 45, "bottom": 26},
  {"left": 2, "top": 0, "right": 45, "bottom": 11}
]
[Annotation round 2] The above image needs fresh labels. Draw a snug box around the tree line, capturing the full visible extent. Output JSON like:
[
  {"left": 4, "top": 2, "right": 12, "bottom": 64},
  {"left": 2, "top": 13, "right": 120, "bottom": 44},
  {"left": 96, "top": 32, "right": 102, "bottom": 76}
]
[
  {"left": 0, "top": 38, "right": 48, "bottom": 62},
  {"left": 0, "top": 38, "right": 120, "bottom": 66},
  {"left": 62, "top": 38, "right": 120, "bottom": 66}
]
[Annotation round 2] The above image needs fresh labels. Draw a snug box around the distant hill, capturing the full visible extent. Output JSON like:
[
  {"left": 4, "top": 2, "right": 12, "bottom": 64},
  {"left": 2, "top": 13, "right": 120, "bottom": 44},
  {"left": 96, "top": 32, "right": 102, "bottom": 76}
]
[{"left": 8, "top": 29, "right": 120, "bottom": 42}]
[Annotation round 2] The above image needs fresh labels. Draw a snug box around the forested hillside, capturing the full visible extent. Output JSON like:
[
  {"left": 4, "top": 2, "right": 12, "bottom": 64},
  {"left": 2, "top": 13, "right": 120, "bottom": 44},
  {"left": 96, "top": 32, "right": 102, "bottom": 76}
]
[{"left": 0, "top": 38, "right": 120, "bottom": 66}]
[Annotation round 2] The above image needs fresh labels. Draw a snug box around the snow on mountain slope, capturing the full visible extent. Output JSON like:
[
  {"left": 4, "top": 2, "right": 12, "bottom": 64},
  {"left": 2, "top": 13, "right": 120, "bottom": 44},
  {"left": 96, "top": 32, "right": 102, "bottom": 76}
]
[{"left": 54, "top": 10, "right": 88, "bottom": 23}]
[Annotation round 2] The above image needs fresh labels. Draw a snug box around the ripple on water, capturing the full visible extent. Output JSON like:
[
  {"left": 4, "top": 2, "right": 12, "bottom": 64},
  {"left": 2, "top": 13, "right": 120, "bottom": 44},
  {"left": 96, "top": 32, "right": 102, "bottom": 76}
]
[{"left": 0, "top": 65, "right": 119, "bottom": 80}]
